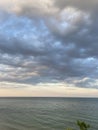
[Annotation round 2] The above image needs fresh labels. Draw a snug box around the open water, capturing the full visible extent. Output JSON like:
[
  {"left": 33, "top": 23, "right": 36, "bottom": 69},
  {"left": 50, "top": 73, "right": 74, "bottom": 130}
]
[{"left": 0, "top": 97, "right": 97, "bottom": 130}]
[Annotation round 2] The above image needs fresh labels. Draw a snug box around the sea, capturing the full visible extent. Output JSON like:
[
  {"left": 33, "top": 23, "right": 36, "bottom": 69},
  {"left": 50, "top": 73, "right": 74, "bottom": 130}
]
[{"left": 0, "top": 97, "right": 97, "bottom": 130}]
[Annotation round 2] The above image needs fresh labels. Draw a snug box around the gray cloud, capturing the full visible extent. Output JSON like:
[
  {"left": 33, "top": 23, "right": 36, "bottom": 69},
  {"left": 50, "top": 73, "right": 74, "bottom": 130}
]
[{"left": 0, "top": 0, "right": 98, "bottom": 88}]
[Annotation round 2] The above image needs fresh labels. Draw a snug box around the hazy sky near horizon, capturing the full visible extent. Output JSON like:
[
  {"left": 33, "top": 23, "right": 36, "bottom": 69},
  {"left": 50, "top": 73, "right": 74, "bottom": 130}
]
[{"left": 0, "top": 0, "right": 98, "bottom": 97}]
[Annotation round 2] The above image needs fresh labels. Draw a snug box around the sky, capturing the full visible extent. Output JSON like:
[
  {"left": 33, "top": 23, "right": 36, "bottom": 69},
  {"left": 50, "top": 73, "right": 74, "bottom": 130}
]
[{"left": 0, "top": 0, "right": 98, "bottom": 97}]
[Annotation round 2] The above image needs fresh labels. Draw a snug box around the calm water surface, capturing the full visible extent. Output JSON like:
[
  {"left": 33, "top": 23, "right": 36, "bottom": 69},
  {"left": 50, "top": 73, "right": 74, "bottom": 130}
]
[{"left": 0, "top": 97, "right": 97, "bottom": 130}]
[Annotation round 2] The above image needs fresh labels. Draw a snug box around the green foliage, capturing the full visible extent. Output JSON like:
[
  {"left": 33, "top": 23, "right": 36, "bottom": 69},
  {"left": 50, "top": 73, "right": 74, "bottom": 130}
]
[
  {"left": 77, "top": 120, "right": 90, "bottom": 130},
  {"left": 66, "top": 120, "right": 90, "bottom": 130}
]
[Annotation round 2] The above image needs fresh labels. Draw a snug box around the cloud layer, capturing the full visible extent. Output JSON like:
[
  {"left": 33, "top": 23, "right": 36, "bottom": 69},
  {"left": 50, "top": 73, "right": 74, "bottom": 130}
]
[{"left": 0, "top": 0, "right": 98, "bottom": 88}]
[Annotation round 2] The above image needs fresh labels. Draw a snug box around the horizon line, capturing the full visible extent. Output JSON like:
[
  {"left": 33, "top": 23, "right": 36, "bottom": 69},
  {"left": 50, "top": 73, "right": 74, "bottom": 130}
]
[{"left": 0, "top": 96, "right": 98, "bottom": 98}]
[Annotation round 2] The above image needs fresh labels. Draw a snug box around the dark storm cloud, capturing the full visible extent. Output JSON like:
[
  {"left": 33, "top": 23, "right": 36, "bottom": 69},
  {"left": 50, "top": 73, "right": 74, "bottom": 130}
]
[{"left": 0, "top": 0, "right": 98, "bottom": 88}]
